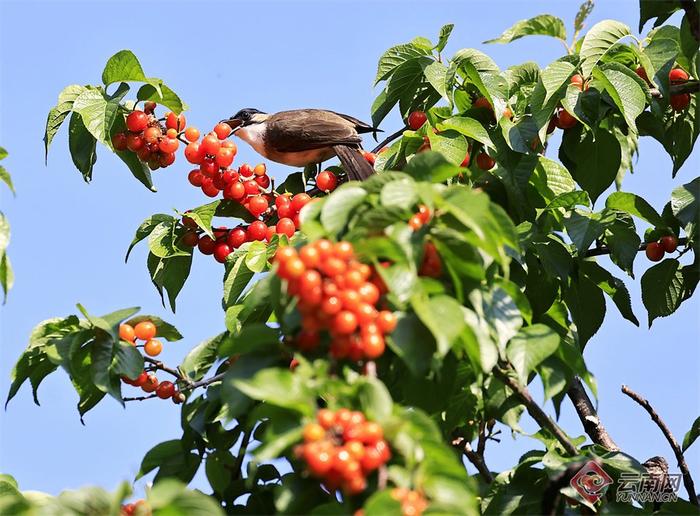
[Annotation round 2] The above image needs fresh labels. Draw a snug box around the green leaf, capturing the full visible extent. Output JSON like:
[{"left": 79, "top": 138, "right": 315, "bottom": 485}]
[
  {"left": 565, "top": 274, "right": 606, "bottom": 347},
  {"left": 44, "top": 84, "right": 86, "bottom": 161},
  {"left": 562, "top": 128, "right": 622, "bottom": 204},
  {"left": 605, "top": 192, "right": 664, "bottom": 227},
  {"left": 136, "top": 83, "right": 188, "bottom": 116},
  {"left": 320, "top": 185, "right": 367, "bottom": 235},
  {"left": 184, "top": 201, "right": 219, "bottom": 238},
  {"left": 605, "top": 222, "right": 642, "bottom": 277},
  {"left": 380, "top": 178, "right": 418, "bottom": 209},
  {"left": 641, "top": 258, "right": 684, "bottom": 326},
  {"left": 245, "top": 240, "right": 269, "bottom": 273},
  {"left": 68, "top": 112, "right": 97, "bottom": 181},
  {"left": 112, "top": 341, "right": 144, "bottom": 380},
  {"left": 357, "top": 377, "right": 393, "bottom": 424},
  {"left": 580, "top": 20, "right": 633, "bottom": 77},
  {"left": 136, "top": 440, "right": 200, "bottom": 483},
  {"left": 102, "top": 50, "right": 148, "bottom": 85},
  {"left": 564, "top": 209, "right": 617, "bottom": 254},
  {"left": 233, "top": 368, "right": 314, "bottom": 415},
  {"left": 223, "top": 251, "right": 255, "bottom": 308},
  {"left": 0, "top": 213, "right": 10, "bottom": 254},
  {"left": 72, "top": 84, "right": 129, "bottom": 146},
  {"left": 148, "top": 221, "right": 189, "bottom": 259},
  {"left": 435, "top": 24, "right": 454, "bottom": 52},
  {"left": 0, "top": 166, "right": 15, "bottom": 195},
  {"left": 581, "top": 261, "right": 639, "bottom": 326},
  {"left": 387, "top": 313, "right": 435, "bottom": 376},
  {"left": 180, "top": 333, "right": 225, "bottom": 381},
  {"left": 485, "top": 14, "right": 566, "bottom": 44},
  {"left": 437, "top": 116, "right": 493, "bottom": 148},
  {"left": 541, "top": 60, "right": 576, "bottom": 104},
  {"left": 375, "top": 43, "right": 431, "bottom": 85},
  {"left": 506, "top": 324, "right": 560, "bottom": 384},
  {"left": 422, "top": 60, "right": 449, "bottom": 99},
  {"left": 639, "top": 0, "right": 680, "bottom": 32},
  {"left": 592, "top": 64, "right": 647, "bottom": 131},
  {"left": 125, "top": 214, "right": 174, "bottom": 262},
  {"left": 125, "top": 315, "right": 183, "bottom": 341},
  {"left": 411, "top": 294, "right": 466, "bottom": 356},
  {"left": 0, "top": 252, "right": 13, "bottom": 304},
  {"left": 671, "top": 177, "right": 699, "bottom": 228},
  {"left": 682, "top": 416, "right": 700, "bottom": 452}
]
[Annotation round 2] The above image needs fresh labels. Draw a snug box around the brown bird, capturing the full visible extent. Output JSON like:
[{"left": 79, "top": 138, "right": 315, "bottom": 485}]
[{"left": 222, "top": 108, "right": 378, "bottom": 181}]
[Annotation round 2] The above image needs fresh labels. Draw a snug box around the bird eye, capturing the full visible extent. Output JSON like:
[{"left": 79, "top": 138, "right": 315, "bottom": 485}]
[{"left": 242, "top": 111, "right": 251, "bottom": 120}]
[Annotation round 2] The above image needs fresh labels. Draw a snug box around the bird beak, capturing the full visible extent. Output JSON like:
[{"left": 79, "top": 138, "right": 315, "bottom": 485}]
[{"left": 222, "top": 118, "right": 243, "bottom": 133}]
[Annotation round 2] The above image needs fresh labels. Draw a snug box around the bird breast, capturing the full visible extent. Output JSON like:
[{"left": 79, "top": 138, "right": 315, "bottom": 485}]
[{"left": 235, "top": 123, "right": 268, "bottom": 156}]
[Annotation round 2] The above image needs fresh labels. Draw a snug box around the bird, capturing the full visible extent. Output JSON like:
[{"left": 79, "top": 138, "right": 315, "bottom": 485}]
[{"left": 222, "top": 108, "right": 378, "bottom": 181}]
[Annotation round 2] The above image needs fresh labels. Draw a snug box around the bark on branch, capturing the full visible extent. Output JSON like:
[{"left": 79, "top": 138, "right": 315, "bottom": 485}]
[
  {"left": 621, "top": 385, "right": 699, "bottom": 506},
  {"left": 567, "top": 377, "right": 619, "bottom": 451}
]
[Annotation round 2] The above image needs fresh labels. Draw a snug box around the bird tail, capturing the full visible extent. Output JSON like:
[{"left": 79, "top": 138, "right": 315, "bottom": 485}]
[{"left": 333, "top": 145, "right": 375, "bottom": 181}]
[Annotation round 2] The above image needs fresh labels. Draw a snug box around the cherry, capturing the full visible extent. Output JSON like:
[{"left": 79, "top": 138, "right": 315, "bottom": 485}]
[
  {"left": 214, "top": 242, "right": 232, "bottom": 263},
  {"left": 144, "top": 338, "right": 163, "bottom": 357},
  {"left": 635, "top": 66, "right": 650, "bottom": 84},
  {"left": 333, "top": 311, "right": 358, "bottom": 335},
  {"left": 172, "top": 391, "right": 186, "bottom": 404},
  {"left": 199, "top": 159, "right": 218, "bottom": 177},
  {"left": 408, "top": 214, "right": 423, "bottom": 230},
  {"left": 248, "top": 196, "right": 269, "bottom": 216},
  {"left": 376, "top": 311, "right": 397, "bottom": 333},
  {"left": 201, "top": 134, "right": 221, "bottom": 155},
  {"left": 198, "top": 235, "right": 216, "bottom": 255},
  {"left": 247, "top": 221, "right": 267, "bottom": 241},
  {"left": 291, "top": 193, "right": 312, "bottom": 213},
  {"left": 185, "top": 142, "right": 204, "bottom": 164},
  {"left": 188, "top": 170, "right": 204, "bottom": 187},
  {"left": 407, "top": 110, "right": 428, "bottom": 130},
  {"left": 661, "top": 235, "right": 678, "bottom": 253},
  {"left": 166, "top": 128, "right": 178, "bottom": 139},
  {"left": 143, "top": 126, "right": 161, "bottom": 144},
  {"left": 227, "top": 228, "right": 247, "bottom": 248},
  {"left": 362, "top": 333, "right": 385, "bottom": 359},
  {"left": 132, "top": 371, "right": 148, "bottom": 387},
  {"left": 570, "top": 74, "right": 585, "bottom": 90},
  {"left": 134, "top": 321, "right": 156, "bottom": 340},
  {"left": 222, "top": 169, "right": 238, "bottom": 184},
  {"left": 254, "top": 163, "right": 267, "bottom": 176},
  {"left": 119, "top": 323, "right": 136, "bottom": 342},
  {"left": 476, "top": 152, "right": 496, "bottom": 170},
  {"left": 239, "top": 163, "right": 254, "bottom": 177},
  {"left": 182, "top": 231, "right": 199, "bottom": 247},
  {"left": 304, "top": 444, "right": 333, "bottom": 476},
  {"left": 201, "top": 179, "right": 220, "bottom": 198},
  {"left": 126, "top": 133, "right": 144, "bottom": 152},
  {"left": 243, "top": 180, "right": 260, "bottom": 196},
  {"left": 255, "top": 175, "right": 271, "bottom": 189},
  {"left": 280, "top": 257, "right": 306, "bottom": 279},
  {"left": 182, "top": 215, "right": 197, "bottom": 228},
  {"left": 112, "top": 132, "right": 128, "bottom": 151},
  {"left": 670, "top": 93, "right": 691, "bottom": 112},
  {"left": 303, "top": 423, "right": 326, "bottom": 442},
  {"left": 143, "top": 101, "right": 157, "bottom": 114},
  {"left": 473, "top": 96, "right": 492, "bottom": 111},
  {"left": 141, "top": 374, "right": 159, "bottom": 393},
  {"left": 156, "top": 381, "right": 175, "bottom": 399},
  {"left": 646, "top": 241, "right": 664, "bottom": 262},
  {"left": 213, "top": 122, "right": 232, "bottom": 140},
  {"left": 317, "top": 171, "right": 338, "bottom": 192},
  {"left": 362, "top": 151, "right": 376, "bottom": 165},
  {"left": 461, "top": 150, "right": 470, "bottom": 167},
  {"left": 184, "top": 126, "right": 200, "bottom": 142},
  {"left": 555, "top": 107, "right": 578, "bottom": 129},
  {"left": 669, "top": 68, "right": 689, "bottom": 84},
  {"left": 275, "top": 217, "right": 295, "bottom": 238},
  {"left": 216, "top": 148, "right": 235, "bottom": 168},
  {"left": 126, "top": 111, "right": 148, "bottom": 132},
  {"left": 212, "top": 173, "right": 228, "bottom": 190},
  {"left": 165, "top": 112, "right": 186, "bottom": 131},
  {"left": 224, "top": 181, "right": 246, "bottom": 200},
  {"left": 158, "top": 138, "right": 179, "bottom": 154}
]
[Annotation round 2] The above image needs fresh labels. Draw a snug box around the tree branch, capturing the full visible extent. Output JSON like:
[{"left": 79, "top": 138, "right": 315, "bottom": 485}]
[
  {"left": 567, "top": 377, "right": 619, "bottom": 451},
  {"left": 650, "top": 81, "right": 700, "bottom": 98},
  {"left": 452, "top": 437, "right": 494, "bottom": 483},
  {"left": 233, "top": 426, "right": 253, "bottom": 480},
  {"left": 679, "top": 0, "right": 700, "bottom": 42},
  {"left": 143, "top": 356, "right": 193, "bottom": 387},
  {"left": 493, "top": 366, "right": 578, "bottom": 456},
  {"left": 189, "top": 371, "right": 227, "bottom": 390},
  {"left": 371, "top": 126, "right": 407, "bottom": 154},
  {"left": 585, "top": 237, "right": 688, "bottom": 257},
  {"left": 621, "top": 385, "right": 699, "bottom": 506}
]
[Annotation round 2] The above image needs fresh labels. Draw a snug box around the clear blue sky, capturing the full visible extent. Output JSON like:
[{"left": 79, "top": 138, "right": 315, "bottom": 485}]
[{"left": 1, "top": 0, "right": 698, "bottom": 498}]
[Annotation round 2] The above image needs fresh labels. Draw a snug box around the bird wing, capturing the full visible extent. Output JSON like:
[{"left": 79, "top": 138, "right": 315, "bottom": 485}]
[{"left": 266, "top": 109, "right": 363, "bottom": 152}]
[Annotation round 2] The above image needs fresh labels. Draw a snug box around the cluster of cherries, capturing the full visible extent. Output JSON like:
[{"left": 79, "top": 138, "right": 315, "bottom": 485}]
[
  {"left": 111, "top": 104, "right": 186, "bottom": 170},
  {"left": 408, "top": 204, "right": 432, "bottom": 230},
  {"left": 295, "top": 408, "right": 391, "bottom": 495},
  {"left": 390, "top": 487, "right": 429, "bottom": 516},
  {"left": 120, "top": 500, "right": 149, "bottom": 515},
  {"left": 636, "top": 66, "right": 693, "bottom": 111},
  {"left": 645, "top": 235, "right": 679, "bottom": 262},
  {"left": 180, "top": 191, "right": 313, "bottom": 263},
  {"left": 274, "top": 240, "right": 397, "bottom": 361},
  {"left": 118, "top": 321, "right": 185, "bottom": 404}
]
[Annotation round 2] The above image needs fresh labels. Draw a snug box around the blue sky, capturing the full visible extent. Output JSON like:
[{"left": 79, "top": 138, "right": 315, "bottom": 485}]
[{"left": 1, "top": 0, "right": 698, "bottom": 499}]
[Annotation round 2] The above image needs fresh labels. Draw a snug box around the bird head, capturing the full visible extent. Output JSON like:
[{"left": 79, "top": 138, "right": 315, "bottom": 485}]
[{"left": 222, "top": 108, "right": 268, "bottom": 132}]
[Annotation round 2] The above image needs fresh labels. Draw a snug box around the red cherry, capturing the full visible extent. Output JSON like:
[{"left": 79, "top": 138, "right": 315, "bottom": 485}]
[
  {"left": 255, "top": 175, "right": 271, "bottom": 189},
  {"left": 165, "top": 112, "right": 186, "bottom": 131},
  {"left": 276, "top": 217, "right": 296, "bottom": 238},
  {"left": 362, "top": 150, "right": 376, "bottom": 165},
  {"left": 221, "top": 169, "right": 237, "bottom": 184},
  {"left": 254, "top": 164, "right": 267, "bottom": 176},
  {"left": 291, "top": 193, "right": 312, "bottom": 213},
  {"left": 143, "top": 101, "right": 157, "bottom": 114},
  {"left": 213, "top": 123, "right": 232, "bottom": 140},
  {"left": 473, "top": 96, "right": 492, "bottom": 111},
  {"left": 635, "top": 66, "right": 650, "bottom": 83},
  {"left": 200, "top": 159, "right": 218, "bottom": 177},
  {"left": 476, "top": 152, "right": 496, "bottom": 170},
  {"left": 132, "top": 371, "right": 148, "bottom": 387},
  {"left": 461, "top": 150, "right": 470, "bottom": 167},
  {"left": 670, "top": 94, "right": 691, "bottom": 112},
  {"left": 185, "top": 142, "right": 204, "bottom": 164},
  {"left": 247, "top": 221, "right": 267, "bottom": 241},
  {"left": 212, "top": 173, "right": 228, "bottom": 190},
  {"left": 198, "top": 235, "right": 216, "bottom": 255},
  {"left": 227, "top": 228, "right": 247, "bottom": 248},
  {"left": 223, "top": 181, "right": 246, "bottom": 200},
  {"left": 126, "top": 111, "right": 148, "bottom": 132},
  {"left": 407, "top": 110, "right": 428, "bottom": 130},
  {"left": 201, "top": 179, "right": 220, "bottom": 198},
  {"left": 239, "top": 163, "right": 253, "bottom": 177},
  {"left": 201, "top": 134, "right": 221, "bottom": 155},
  {"left": 184, "top": 126, "right": 200, "bottom": 142},
  {"left": 216, "top": 147, "right": 235, "bottom": 168},
  {"left": 332, "top": 311, "right": 358, "bottom": 335},
  {"left": 555, "top": 108, "right": 578, "bottom": 129},
  {"left": 317, "top": 171, "right": 338, "bottom": 192},
  {"left": 159, "top": 138, "right": 179, "bottom": 154},
  {"left": 669, "top": 68, "right": 689, "bottom": 84},
  {"left": 111, "top": 132, "right": 128, "bottom": 151},
  {"left": 143, "top": 126, "right": 161, "bottom": 144},
  {"left": 645, "top": 241, "right": 664, "bottom": 261},
  {"left": 182, "top": 231, "right": 199, "bottom": 247},
  {"left": 156, "top": 381, "right": 175, "bottom": 399},
  {"left": 188, "top": 170, "right": 204, "bottom": 187},
  {"left": 214, "top": 242, "right": 232, "bottom": 263},
  {"left": 661, "top": 235, "right": 678, "bottom": 253},
  {"left": 126, "top": 133, "right": 144, "bottom": 152},
  {"left": 248, "top": 196, "right": 269, "bottom": 217},
  {"left": 570, "top": 74, "right": 585, "bottom": 90}
]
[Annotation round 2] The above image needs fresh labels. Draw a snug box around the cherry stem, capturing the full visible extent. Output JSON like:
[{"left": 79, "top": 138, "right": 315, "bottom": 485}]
[
  {"left": 123, "top": 394, "right": 157, "bottom": 402},
  {"left": 143, "top": 356, "right": 193, "bottom": 388},
  {"left": 584, "top": 237, "right": 688, "bottom": 257}
]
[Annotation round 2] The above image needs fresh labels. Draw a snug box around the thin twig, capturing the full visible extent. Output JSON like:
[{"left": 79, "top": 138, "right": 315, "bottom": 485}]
[
  {"left": 650, "top": 81, "right": 700, "bottom": 98},
  {"left": 233, "top": 426, "right": 254, "bottom": 480},
  {"left": 452, "top": 437, "right": 493, "bottom": 483},
  {"left": 567, "top": 377, "right": 619, "bottom": 451},
  {"left": 621, "top": 385, "right": 698, "bottom": 506},
  {"left": 189, "top": 371, "right": 227, "bottom": 390},
  {"left": 371, "top": 126, "right": 407, "bottom": 154},
  {"left": 585, "top": 237, "right": 688, "bottom": 257},
  {"left": 124, "top": 394, "right": 157, "bottom": 402},
  {"left": 143, "top": 356, "right": 193, "bottom": 388},
  {"left": 493, "top": 366, "right": 578, "bottom": 456}
]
